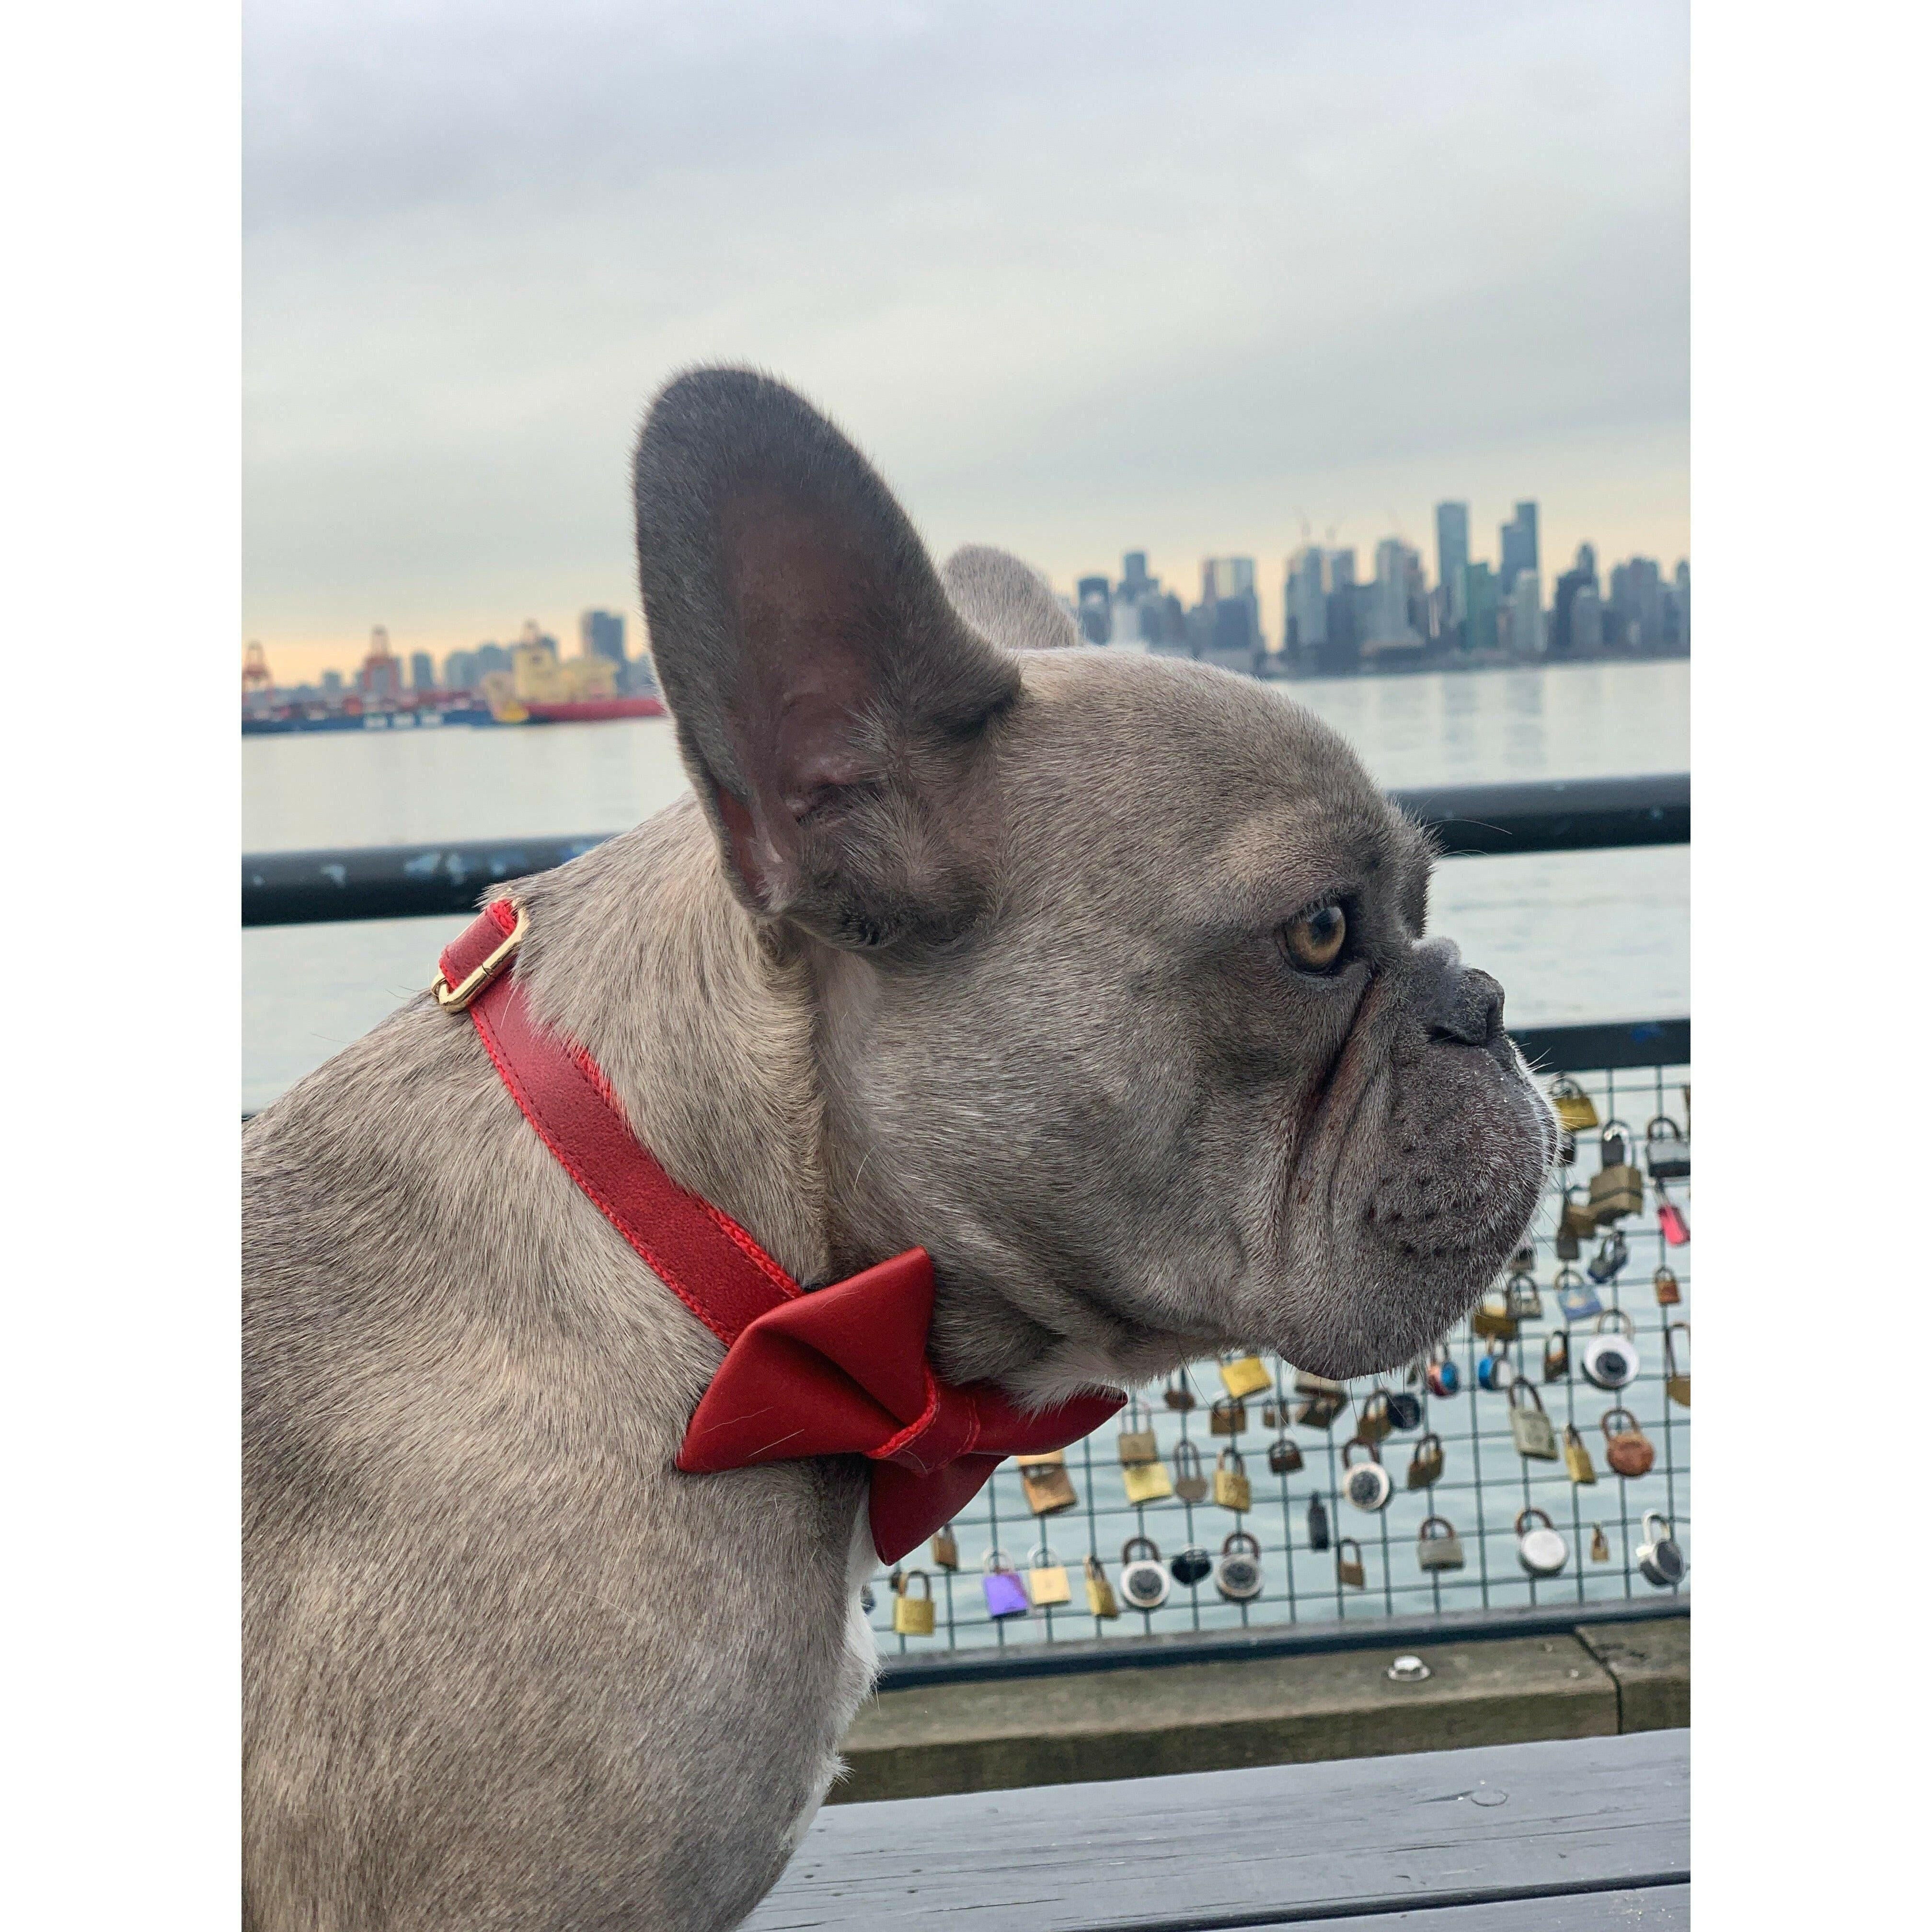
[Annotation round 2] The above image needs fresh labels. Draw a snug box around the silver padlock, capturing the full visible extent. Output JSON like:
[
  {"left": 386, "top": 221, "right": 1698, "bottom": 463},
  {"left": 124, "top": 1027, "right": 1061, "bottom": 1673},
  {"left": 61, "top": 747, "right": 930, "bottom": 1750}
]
[
  {"left": 1635, "top": 1511, "right": 1687, "bottom": 1588},
  {"left": 1118, "top": 1536, "right": 1171, "bottom": 1610},
  {"left": 1415, "top": 1515, "right": 1465, "bottom": 1572},
  {"left": 1579, "top": 1309, "right": 1641, "bottom": 1391},
  {"left": 1515, "top": 1506, "right": 1569, "bottom": 1577},
  {"left": 1341, "top": 1437, "right": 1393, "bottom": 1513},
  {"left": 1213, "top": 1530, "right": 1265, "bottom": 1602}
]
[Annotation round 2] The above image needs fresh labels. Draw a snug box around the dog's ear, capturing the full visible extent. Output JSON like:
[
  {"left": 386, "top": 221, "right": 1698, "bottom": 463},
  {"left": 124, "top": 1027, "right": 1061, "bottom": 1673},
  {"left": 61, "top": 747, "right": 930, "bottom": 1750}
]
[
  {"left": 941, "top": 545, "right": 1081, "bottom": 652},
  {"left": 634, "top": 368, "right": 1021, "bottom": 948}
]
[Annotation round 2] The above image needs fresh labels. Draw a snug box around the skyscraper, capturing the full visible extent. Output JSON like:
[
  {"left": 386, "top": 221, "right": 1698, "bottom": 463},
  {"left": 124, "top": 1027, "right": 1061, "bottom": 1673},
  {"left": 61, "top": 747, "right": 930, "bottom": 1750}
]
[
  {"left": 1366, "top": 539, "right": 1424, "bottom": 659},
  {"left": 409, "top": 651, "right": 436, "bottom": 692},
  {"left": 1499, "top": 502, "right": 1539, "bottom": 596},
  {"left": 1462, "top": 562, "right": 1500, "bottom": 655},
  {"left": 581, "top": 610, "right": 627, "bottom": 667},
  {"left": 1435, "top": 503, "right": 1470, "bottom": 623},
  {"left": 1509, "top": 570, "right": 1545, "bottom": 658},
  {"left": 1284, "top": 547, "right": 1327, "bottom": 655},
  {"left": 1076, "top": 575, "right": 1113, "bottom": 643}
]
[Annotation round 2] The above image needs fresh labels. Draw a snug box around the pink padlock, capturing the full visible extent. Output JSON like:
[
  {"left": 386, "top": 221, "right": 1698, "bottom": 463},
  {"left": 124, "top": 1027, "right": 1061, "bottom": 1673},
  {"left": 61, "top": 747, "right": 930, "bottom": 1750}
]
[
  {"left": 981, "top": 1550, "right": 1030, "bottom": 1618},
  {"left": 1656, "top": 1185, "right": 1690, "bottom": 1247}
]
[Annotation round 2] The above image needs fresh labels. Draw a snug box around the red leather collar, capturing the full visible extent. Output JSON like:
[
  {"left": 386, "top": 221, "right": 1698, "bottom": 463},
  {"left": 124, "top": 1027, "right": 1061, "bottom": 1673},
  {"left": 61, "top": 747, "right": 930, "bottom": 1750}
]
[{"left": 435, "top": 901, "right": 1123, "bottom": 1562}]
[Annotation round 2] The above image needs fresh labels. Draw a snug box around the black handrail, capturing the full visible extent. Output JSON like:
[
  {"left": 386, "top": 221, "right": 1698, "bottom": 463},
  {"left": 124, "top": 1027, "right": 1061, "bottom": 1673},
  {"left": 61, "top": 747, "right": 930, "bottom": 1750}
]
[{"left": 241, "top": 771, "right": 1689, "bottom": 928}]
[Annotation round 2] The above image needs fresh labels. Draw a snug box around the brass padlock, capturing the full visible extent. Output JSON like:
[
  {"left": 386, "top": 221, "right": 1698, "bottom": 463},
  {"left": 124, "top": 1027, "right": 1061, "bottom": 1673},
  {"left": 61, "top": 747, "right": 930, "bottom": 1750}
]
[
  {"left": 1653, "top": 1264, "right": 1682, "bottom": 1308},
  {"left": 1172, "top": 1438, "right": 1209, "bottom": 1504},
  {"left": 1027, "top": 1543, "right": 1072, "bottom": 1607},
  {"left": 1549, "top": 1075, "right": 1600, "bottom": 1133},
  {"left": 1261, "top": 1401, "right": 1284, "bottom": 1429},
  {"left": 1268, "top": 1430, "right": 1303, "bottom": 1475},
  {"left": 1213, "top": 1447, "right": 1252, "bottom": 1513},
  {"left": 1664, "top": 1321, "right": 1690, "bottom": 1408},
  {"left": 1587, "top": 1121, "right": 1645, "bottom": 1224},
  {"left": 1295, "top": 1386, "right": 1346, "bottom": 1430},
  {"left": 930, "top": 1525, "right": 959, "bottom": 1571},
  {"left": 1116, "top": 1400, "right": 1160, "bottom": 1465},
  {"left": 1122, "top": 1455, "right": 1174, "bottom": 1506},
  {"left": 1406, "top": 1429, "right": 1445, "bottom": 1489},
  {"left": 1208, "top": 1394, "right": 1247, "bottom": 1438},
  {"left": 1589, "top": 1522, "right": 1612, "bottom": 1564},
  {"left": 1083, "top": 1553, "right": 1120, "bottom": 1618},
  {"left": 1218, "top": 1351, "right": 1271, "bottom": 1400},
  {"left": 1018, "top": 1452, "right": 1078, "bottom": 1516},
  {"left": 1416, "top": 1514, "right": 1465, "bottom": 1571},
  {"left": 1555, "top": 1186, "right": 1595, "bottom": 1261},
  {"left": 892, "top": 1568, "right": 937, "bottom": 1636},
  {"left": 1162, "top": 1369, "right": 1196, "bottom": 1412},
  {"left": 1471, "top": 1286, "right": 1518, "bottom": 1342},
  {"left": 1335, "top": 1537, "right": 1367, "bottom": 1589},
  {"left": 1356, "top": 1388, "right": 1393, "bottom": 1443},
  {"left": 1543, "top": 1329, "right": 1570, "bottom": 1382},
  {"left": 1508, "top": 1380, "right": 1558, "bottom": 1460},
  {"left": 1562, "top": 1421, "right": 1597, "bottom": 1484},
  {"left": 1602, "top": 1407, "right": 1655, "bottom": 1478},
  {"left": 1505, "top": 1270, "right": 1543, "bottom": 1321}
]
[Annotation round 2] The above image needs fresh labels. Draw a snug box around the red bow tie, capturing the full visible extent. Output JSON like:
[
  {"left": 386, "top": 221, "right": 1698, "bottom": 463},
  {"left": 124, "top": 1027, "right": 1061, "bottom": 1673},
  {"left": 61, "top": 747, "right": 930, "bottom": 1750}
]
[{"left": 436, "top": 903, "right": 1124, "bottom": 1563}]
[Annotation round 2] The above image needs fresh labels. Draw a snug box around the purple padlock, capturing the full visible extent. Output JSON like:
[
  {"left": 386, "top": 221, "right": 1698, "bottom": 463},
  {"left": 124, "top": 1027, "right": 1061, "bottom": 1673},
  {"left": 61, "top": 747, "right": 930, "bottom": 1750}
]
[{"left": 981, "top": 1551, "right": 1030, "bottom": 1618}]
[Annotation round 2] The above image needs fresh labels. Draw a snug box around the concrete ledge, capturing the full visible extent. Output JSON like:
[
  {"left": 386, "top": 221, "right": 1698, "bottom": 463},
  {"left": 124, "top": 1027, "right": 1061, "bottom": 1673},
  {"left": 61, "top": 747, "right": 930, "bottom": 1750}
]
[{"left": 835, "top": 1629, "right": 1638, "bottom": 1803}]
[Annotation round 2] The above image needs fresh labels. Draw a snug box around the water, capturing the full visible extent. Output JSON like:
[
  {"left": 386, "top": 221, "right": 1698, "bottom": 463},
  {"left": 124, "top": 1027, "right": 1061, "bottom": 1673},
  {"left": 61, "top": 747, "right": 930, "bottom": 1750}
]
[{"left": 242, "top": 659, "right": 1688, "bottom": 1111}]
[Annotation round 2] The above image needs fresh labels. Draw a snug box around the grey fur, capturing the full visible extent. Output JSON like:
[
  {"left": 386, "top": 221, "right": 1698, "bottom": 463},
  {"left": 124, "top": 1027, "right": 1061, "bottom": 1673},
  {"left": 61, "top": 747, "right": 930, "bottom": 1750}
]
[{"left": 244, "top": 367, "right": 1554, "bottom": 1930}]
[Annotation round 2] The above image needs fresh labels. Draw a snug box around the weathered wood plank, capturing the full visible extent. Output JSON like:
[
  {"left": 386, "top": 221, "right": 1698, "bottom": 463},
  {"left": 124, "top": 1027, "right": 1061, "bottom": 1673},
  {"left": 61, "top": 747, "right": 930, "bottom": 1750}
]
[
  {"left": 837, "top": 1632, "right": 1619, "bottom": 1803},
  {"left": 1302, "top": 1883, "right": 1690, "bottom": 1927},
  {"left": 748, "top": 1729, "right": 1689, "bottom": 1930},
  {"left": 1577, "top": 1620, "right": 1691, "bottom": 1734}
]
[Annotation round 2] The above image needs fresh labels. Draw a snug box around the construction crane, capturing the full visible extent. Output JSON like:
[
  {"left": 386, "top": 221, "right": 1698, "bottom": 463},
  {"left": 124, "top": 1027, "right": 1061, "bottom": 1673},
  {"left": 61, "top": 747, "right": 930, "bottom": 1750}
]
[{"left": 242, "top": 641, "right": 274, "bottom": 695}]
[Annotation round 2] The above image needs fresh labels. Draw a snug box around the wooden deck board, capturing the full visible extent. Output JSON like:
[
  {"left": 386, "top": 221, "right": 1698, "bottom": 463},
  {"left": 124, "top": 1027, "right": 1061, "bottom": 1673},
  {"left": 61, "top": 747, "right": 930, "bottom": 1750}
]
[{"left": 747, "top": 1729, "right": 1688, "bottom": 1930}]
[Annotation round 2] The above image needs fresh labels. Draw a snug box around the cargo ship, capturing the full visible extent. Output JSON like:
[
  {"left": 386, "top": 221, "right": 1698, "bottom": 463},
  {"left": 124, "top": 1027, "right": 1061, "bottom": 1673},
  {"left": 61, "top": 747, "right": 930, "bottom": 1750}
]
[{"left": 483, "top": 693, "right": 666, "bottom": 725}]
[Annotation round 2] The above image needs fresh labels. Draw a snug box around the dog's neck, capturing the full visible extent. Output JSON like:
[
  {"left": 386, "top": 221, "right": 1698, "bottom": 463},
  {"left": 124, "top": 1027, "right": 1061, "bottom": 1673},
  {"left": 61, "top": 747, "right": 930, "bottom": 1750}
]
[{"left": 514, "top": 796, "right": 834, "bottom": 1290}]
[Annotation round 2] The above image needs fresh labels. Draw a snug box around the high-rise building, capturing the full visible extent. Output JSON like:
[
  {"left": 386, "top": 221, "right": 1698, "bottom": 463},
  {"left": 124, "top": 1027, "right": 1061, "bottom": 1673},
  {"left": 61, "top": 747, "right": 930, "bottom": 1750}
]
[
  {"left": 1499, "top": 502, "right": 1540, "bottom": 597},
  {"left": 1609, "top": 559, "right": 1665, "bottom": 652},
  {"left": 409, "top": 651, "right": 436, "bottom": 692},
  {"left": 1364, "top": 539, "right": 1424, "bottom": 661},
  {"left": 474, "top": 642, "right": 511, "bottom": 676},
  {"left": 1076, "top": 575, "right": 1114, "bottom": 643},
  {"left": 1435, "top": 503, "right": 1470, "bottom": 624},
  {"left": 581, "top": 609, "right": 627, "bottom": 667},
  {"left": 442, "top": 649, "right": 480, "bottom": 692},
  {"left": 1201, "top": 557, "right": 1256, "bottom": 603},
  {"left": 1121, "top": 552, "right": 1151, "bottom": 597},
  {"left": 1672, "top": 561, "right": 1691, "bottom": 651},
  {"left": 1549, "top": 544, "right": 1600, "bottom": 658},
  {"left": 1462, "top": 562, "right": 1500, "bottom": 655},
  {"left": 1284, "top": 546, "right": 1328, "bottom": 655},
  {"left": 1570, "top": 586, "right": 1604, "bottom": 656},
  {"left": 1509, "top": 570, "right": 1545, "bottom": 657}
]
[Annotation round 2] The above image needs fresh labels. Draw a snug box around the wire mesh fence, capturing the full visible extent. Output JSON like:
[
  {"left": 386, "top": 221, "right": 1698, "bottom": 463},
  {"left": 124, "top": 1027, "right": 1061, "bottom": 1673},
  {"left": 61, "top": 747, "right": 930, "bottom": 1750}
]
[{"left": 867, "top": 1058, "right": 1691, "bottom": 1653}]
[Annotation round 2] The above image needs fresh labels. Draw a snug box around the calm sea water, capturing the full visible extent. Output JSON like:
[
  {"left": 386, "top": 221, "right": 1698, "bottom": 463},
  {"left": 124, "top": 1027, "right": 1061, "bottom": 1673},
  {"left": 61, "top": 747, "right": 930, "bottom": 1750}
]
[{"left": 242, "top": 659, "right": 1689, "bottom": 1111}]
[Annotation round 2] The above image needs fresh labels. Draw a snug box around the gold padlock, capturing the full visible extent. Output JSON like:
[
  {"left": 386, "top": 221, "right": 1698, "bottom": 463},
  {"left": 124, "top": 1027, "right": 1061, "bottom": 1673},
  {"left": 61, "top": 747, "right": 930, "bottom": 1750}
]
[
  {"left": 1471, "top": 1287, "right": 1518, "bottom": 1342},
  {"left": 1587, "top": 1121, "right": 1645, "bottom": 1223},
  {"left": 1018, "top": 1452, "right": 1078, "bottom": 1515},
  {"left": 1589, "top": 1522, "right": 1612, "bottom": 1564},
  {"left": 1219, "top": 1351, "right": 1272, "bottom": 1400},
  {"left": 1208, "top": 1395, "right": 1247, "bottom": 1437},
  {"left": 1405, "top": 1429, "right": 1445, "bottom": 1489},
  {"left": 1162, "top": 1369, "right": 1196, "bottom": 1412},
  {"left": 1173, "top": 1439, "right": 1209, "bottom": 1503},
  {"left": 1083, "top": 1554, "right": 1119, "bottom": 1619},
  {"left": 1336, "top": 1537, "right": 1367, "bottom": 1589},
  {"left": 892, "top": 1568, "right": 937, "bottom": 1636},
  {"left": 1293, "top": 1369, "right": 1347, "bottom": 1429},
  {"left": 1027, "top": 1544, "right": 1072, "bottom": 1607},
  {"left": 1549, "top": 1075, "right": 1600, "bottom": 1134},
  {"left": 1356, "top": 1388, "right": 1393, "bottom": 1443},
  {"left": 1116, "top": 1400, "right": 1160, "bottom": 1465},
  {"left": 1508, "top": 1381, "right": 1559, "bottom": 1460},
  {"left": 1563, "top": 1422, "right": 1597, "bottom": 1485},
  {"left": 1665, "top": 1321, "right": 1690, "bottom": 1408},
  {"left": 1122, "top": 1456, "right": 1173, "bottom": 1505},
  {"left": 1213, "top": 1448, "right": 1252, "bottom": 1513},
  {"left": 1654, "top": 1265, "right": 1682, "bottom": 1307},
  {"left": 930, "top": 1525, "right": 959, "bottom": 1571}
]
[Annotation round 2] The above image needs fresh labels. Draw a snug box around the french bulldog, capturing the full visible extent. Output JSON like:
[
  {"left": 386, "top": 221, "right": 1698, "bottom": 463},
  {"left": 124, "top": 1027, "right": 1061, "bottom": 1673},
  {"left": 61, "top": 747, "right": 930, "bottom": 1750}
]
[{"left": 242, "top": 368, "right": 1554, "bottom": 1931}]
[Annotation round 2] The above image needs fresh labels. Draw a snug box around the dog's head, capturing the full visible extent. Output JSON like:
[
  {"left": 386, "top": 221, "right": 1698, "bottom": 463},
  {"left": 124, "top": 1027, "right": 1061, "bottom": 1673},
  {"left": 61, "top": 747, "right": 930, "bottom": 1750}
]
[{"left": 633, "top": 368, "right": 1555, "bottom": 1398}]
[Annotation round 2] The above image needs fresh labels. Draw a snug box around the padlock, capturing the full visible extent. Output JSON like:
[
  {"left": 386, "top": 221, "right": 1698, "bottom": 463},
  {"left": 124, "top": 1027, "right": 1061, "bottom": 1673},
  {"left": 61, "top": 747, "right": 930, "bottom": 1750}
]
[
  {"left": 1268, "top": 1430, "right": 1303, "bottom": 1475},
  {"left": 1644, "top": 1116, "right": 1691, "bottom": 1182},
  {"left": 892, "top": 1569, "right": 937, "bottom": 1636},
  {"left": 1543, "top": 1329, "right": 1570, "bottom": 1382},
  {"left": 1601, "top": 1407, "right": 1655, "bottom": 1478},
  {"left": 1116, "top": 1400, "right": 1161, "bottom": 1465},
  {"left": 1027, "top": 1544, "right": 1072, "bottom": 1607},
  {"left": 1586, "top": 1230, "right": 1629, "bottom": 1286},
  {"left": 1341, "top": 1437, "right": 1393, "bottom": 1513},
  {"left": 1208, "top": 1394, "right": 1247, "bottom": 1438},
  {"left": 980, "top": 1549, "right": 1029, "bottom": 1618},
  {"left": 1515, "top": 1506, "right": 1568, "bottom": 1577},
  {"left": 1580, "top": 1309, "right": 1640, "bottom": 1391},
  {"left": 1510, "top": 1236, "right": 1538, "bottom": 1273},
  {"left": 1589, "top": 1522, "right": 1612, "bottom": 1564},
  {"left": 1162, "top": 1369, "right": 1196, "bottom": 1412},
  {"left": 1355, "top": 1388, "right": 1393, "bottom": 1443},
  {"left": 1563, "top": 1421, "right": 1597, "bottom": 1485},
  {"left": 1307, "top": 1492, "right": 1331, "bottom": 1552},
  {"left": 1471, "top": 1286, "right": 1518, "bottom": 1341},
  {"left": 1505, "top": 1270, "right": 1543, "bottom": 1321},
  {"left": 1219, "top": 1351, "right": 1272, "bottom": 1400},
  {"left": 1118, "top": 1536, "right": 1170, "bottom": 1610},
  {"left": 1554, "top": 1267, "right": 1602, "bottom": 1323},
  {"left": 1261, "top": 1401, "right": 1285, "bottom": 1429},
  {"left": 930, "top": 1525, "right": 959, "bottom": 1571},
  {"left": 1083, "top": 1553, "right": 1120, "bottom": 1618},
  {"left": 1214, "top": 1530, "right": 1265, "bottom": 1602},
  {"left": 1018, "top": 1452, "right": 1079, "bottom": 1515},
  {"left": 1653, "top": 1265, "right": 1682, "bottom": 1308},
  {"left": 1406, "top": 1430, "right": 1445, "bottom": 1489},
  {"left": 1335, "top": 1536, "right": 1367, "bottom": 1589},
  {"left": 1664, "top": 1322, "right": 1690, "bottom": 1408},
  {"left": 1656, "top": 1184, "right": 1690, "bottom": 1247},
  {"left": 1425, "top": 1343, "right": 1460, "bottom": 1398},
  {"left": 1169, "top": 1543, "right": 1212, "bottom": 1587},
  {"left": 1213, "top": 1447, "right": 1253, "bottom": 1512},
  {"left": 1295, "top": 1380, "right": 1347, "bottom": 1430},
  {"left": 1415, "top": 1514, "right": 1465, "bottom": 1571},
  {"left": 1507, "top": 1380, "right": 1558, "bottom": 1460},
  {"left": 1555, "top": 1186, "right": 1596, "bottom": 1261},
  {"left": 1385, "top": 1388, "right": 1424, "bottom": 1432},
  {"left": 1549, "top": 1075, "right": 1600, "bottom": 1133},
  {"left": 1636, "top": 1510, "right": 1688, "bottom": 1587},
  {"left": 1476, "top": 1335, "right": 1516, "bottom": 1392},
  {"left": 1172, "top": 1439, "right": 1209, "bottom": 1504},
  {"left": 1122, "top": 1455, "right": 1174, "bottom": 1506},
  {"left": 1587, "top": 1122, "right": 1645, "bottom": 1224}
]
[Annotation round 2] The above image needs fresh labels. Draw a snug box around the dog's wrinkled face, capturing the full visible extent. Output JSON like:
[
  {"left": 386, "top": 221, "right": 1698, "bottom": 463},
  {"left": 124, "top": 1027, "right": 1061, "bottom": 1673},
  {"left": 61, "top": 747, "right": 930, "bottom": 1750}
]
[{"left": 634, "top": 369, "right": 1555, "bottom": 1401}]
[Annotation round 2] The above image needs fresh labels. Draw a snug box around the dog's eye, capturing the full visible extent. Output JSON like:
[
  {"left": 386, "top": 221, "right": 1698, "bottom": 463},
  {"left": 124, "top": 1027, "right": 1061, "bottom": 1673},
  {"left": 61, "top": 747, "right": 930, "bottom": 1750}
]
[{"left": 1282, "top": 904, "right": 1347, "bottom": 973}]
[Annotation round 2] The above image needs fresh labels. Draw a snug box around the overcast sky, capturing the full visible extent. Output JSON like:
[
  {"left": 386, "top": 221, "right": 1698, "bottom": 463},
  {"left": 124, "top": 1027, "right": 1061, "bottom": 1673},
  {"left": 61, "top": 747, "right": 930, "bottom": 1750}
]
[{"left": 244, "top": 0, "right": 1688, "bottom": 680}]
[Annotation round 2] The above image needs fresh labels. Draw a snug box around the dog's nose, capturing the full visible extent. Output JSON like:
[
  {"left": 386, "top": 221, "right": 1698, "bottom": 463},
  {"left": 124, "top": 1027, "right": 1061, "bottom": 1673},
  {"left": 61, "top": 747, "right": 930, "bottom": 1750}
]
[{"left": 1414, "top": 939, "right": 1505, "bottom": 1048}]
